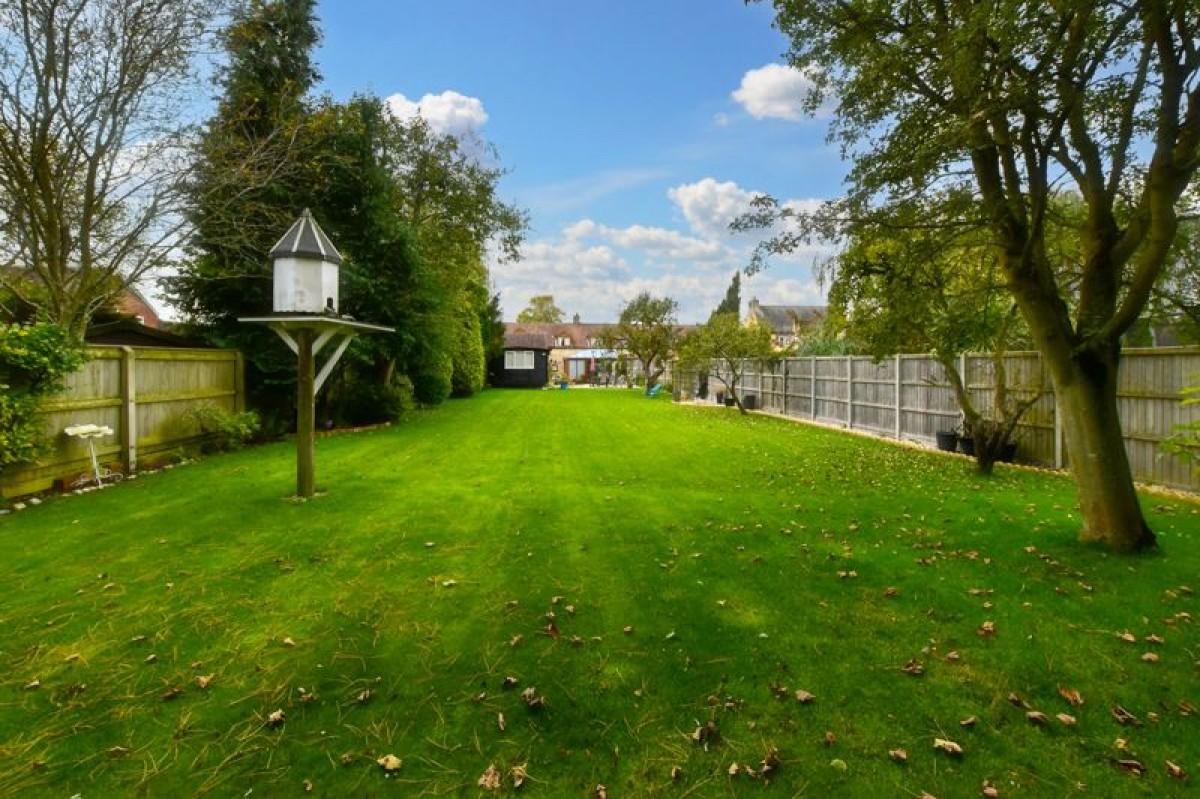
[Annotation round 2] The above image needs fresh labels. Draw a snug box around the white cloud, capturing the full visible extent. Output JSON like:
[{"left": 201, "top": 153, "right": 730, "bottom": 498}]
[
  {"left": 384, "top": 90, "right": 488, "bottom": 137},
  {"left": 668, "top": 178, "right": 756, "bottom": 240},
  {"left": 732, "top": 64, "right": 817, "bottom": 122},
  {"left": 491, "top": 178, "right": 837, "bottom": 324}
]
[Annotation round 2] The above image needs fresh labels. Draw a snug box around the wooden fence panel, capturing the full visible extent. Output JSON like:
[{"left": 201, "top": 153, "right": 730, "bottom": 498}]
[
  {"left": 708, "top": 347, "right": 1200, "bottom": 492},
  {"left": 3, "top": 346, "right": 243, "bottom": 498}
]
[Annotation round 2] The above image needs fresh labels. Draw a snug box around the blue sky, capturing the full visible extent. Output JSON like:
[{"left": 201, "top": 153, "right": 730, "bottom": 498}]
[{"left": 314, "top": 1, "right": 844, "bottom": 323}]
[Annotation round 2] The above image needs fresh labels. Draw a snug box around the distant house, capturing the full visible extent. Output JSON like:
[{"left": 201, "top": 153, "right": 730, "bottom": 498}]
[
  {"left": 505, "top": 314, "right": 697, "bottom": 385},
  {"left": 745, "top": 298, "right": 827, "bottom": 349},
  {"left": 490, "top": 330, "right": 552, "bottom": 388}
]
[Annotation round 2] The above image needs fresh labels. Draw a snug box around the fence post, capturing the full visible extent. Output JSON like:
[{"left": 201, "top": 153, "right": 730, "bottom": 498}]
[
  {"left": 846, "top": 357, "right": 854, "bottom": 429},
  {"left": 782, "top": 358, "right": 789, "bottom": 416},
  {"left": 811, "top": 357, "right": 817, "bottom": 420},
  {"left": 894, "top": 354, "right": 902, "bottom": 439},
  {"left": 120, "top": 346, "right": 137, "bottom": 474}
]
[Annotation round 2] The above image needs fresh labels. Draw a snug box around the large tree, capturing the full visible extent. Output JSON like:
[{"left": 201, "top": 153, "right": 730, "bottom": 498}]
[
  {"left": 0, "top": 0, "right": 226, "bottom": 337},
  {"left": 165, "top": 0, "right": 322, "bottom": 422},
  {"left": 600, "top": 292, "right": 679, "bottom": 393},
  {"left": 743, "top": 0, "right": 1200, "bottom": 552}
]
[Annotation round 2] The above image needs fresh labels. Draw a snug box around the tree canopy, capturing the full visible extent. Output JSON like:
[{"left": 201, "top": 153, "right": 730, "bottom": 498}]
[
  {"left": 677, "top": 312, "right": 776, "bottom": 413},
  {"left": 0, "top": 0, "right": 227, "bottom": 336},
  {"left": 516, "top": 295, "right": 565, "bottom": 324},
  {"left": 600, "top": 292, "right": 678, "bottom": 393}
]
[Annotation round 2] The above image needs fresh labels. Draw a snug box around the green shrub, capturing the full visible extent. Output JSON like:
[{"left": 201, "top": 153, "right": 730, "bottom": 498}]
[
  {"left": 0, "top": 321, "right": 86, "bottom": 471},
  {"left": 333, "top": 375, "right": 414, "bottom": 426},
  {"left": 410, "top": 352, "right": 453, "bottom": 405},
  {"left": 184, "top": 403, "right": 260, "bottom": 454},
  {"left": 451, "top": 315, "right": 485, "bottom": 398}
]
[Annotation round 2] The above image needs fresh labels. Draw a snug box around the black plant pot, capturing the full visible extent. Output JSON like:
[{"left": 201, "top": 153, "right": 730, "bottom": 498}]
[
  {"left": 935, "top": 431, "right": 959, "bottom": 452},
  {"left": 725, "top": 397, "right": 737, "bottom": 407},
  {"left": 999, "top": 441, "right": 1018, "bottom": 462},
  {"left": 958, "top": 437, "right": 975, "bottom": 456}
]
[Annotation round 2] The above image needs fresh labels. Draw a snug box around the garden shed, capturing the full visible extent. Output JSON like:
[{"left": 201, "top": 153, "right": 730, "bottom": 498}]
[{"left": 490, "top": 331, "right": 552, "bottom": 388}]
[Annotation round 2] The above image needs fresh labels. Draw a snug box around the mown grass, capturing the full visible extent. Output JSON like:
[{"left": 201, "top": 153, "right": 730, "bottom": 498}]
[{"left": 0, "top": 389, "right": 1197, "bottom": 798}]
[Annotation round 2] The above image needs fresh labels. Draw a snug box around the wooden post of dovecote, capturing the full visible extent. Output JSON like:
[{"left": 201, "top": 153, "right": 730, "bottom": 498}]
[{"left": 240, "top": 209, "right": 393, "bottom": 498}]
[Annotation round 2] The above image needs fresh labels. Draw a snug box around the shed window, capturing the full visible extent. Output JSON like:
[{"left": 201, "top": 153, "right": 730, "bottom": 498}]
[{"left": 505, "top": 350, "right": 535, "bottom": 370}]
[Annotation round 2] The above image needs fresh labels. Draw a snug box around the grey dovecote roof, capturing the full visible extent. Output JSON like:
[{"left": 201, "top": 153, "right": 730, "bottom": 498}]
[{"left": 269, "top": 208, "right": 343, "bottom": 265}]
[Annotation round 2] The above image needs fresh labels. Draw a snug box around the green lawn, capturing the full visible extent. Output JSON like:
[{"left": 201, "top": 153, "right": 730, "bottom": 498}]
[{"left": 1, "top": 389, "right": 1197, "bottom": 797}]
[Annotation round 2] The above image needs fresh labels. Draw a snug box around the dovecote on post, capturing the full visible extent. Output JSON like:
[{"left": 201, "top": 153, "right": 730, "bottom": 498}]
[{"left": 270, "top": 208, "right": 343, "bottom": 315}]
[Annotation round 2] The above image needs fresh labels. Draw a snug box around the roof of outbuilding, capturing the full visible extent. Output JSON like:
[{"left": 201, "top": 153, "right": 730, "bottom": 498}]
[
  {"left": 504, "top": 331, "right": 554, "bottom": 350},
  {"left": 269, "top": 208, "right": 343, "bottom": 265}
]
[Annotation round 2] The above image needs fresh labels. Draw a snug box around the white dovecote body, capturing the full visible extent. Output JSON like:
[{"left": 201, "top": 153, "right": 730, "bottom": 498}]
[{"left": 270, "top": 209, "right": 343, "bottom": 314}]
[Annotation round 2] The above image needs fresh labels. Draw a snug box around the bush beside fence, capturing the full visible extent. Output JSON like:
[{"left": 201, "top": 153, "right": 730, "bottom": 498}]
[
  {"left": 1, "top": 346, "right": 244, "bottom": 498},
  {"left": 681, "top": 348, "right": 1200, "bottom": 492}
]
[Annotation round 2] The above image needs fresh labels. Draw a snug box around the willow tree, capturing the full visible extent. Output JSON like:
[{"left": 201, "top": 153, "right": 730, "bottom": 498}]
[{"left": 744, "top": 1, "right": 1200, "bottom": 552}]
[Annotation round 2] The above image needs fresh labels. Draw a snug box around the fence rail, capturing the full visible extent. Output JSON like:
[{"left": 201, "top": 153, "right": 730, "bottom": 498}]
[
  {"left": 2, "top": 346, "right": 244, "bottom": 498},
  {"left": 681, "top": 348, "right": 1200, "bottom": 492}
]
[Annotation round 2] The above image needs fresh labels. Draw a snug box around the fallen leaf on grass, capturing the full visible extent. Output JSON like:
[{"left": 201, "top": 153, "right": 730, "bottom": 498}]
[
  {"left": 161, "top": 687, "right": 183, "bottom": 701},
  {"left": 1116, "top": 631, "right": 1136, "bottom": 643},
  {"left": 901, "top": 659, "right": 924, "bottom": 676},
  {"left": 1007, "top": 693, "right": 1028, "bottom": 708},
  {"left": 982, "top": 780, "right": 1000, "bottom": 797},
  {"left": 1141, "top": 652, "right": 1159, "bottom": 663},
  {"left": 511, "top": 763, "right": 528, "bottom": 787},
  {"left": 795, "top": 690, "right": 816, "bottom": 704},
  {"left": 23, "top": 679, "right": 40, "bottom": 691},
  {"left": 357, "top": 689, "right": 373, "bottom": 704},
  {"left": 824, "top": 731, "right": 836, "bottom": 747},
  {"left": 945, "top": 651, "right": 961, "bottom": 663},
  {"left": 107, "top": 746, "right": 130, "bottom": 758},
  {"left": 693, "top": 720, "right": 718, "bottom": 745},
  {"left": 977, "top": 621, "right": 996, "bottom": 636},
  {"left": 1116, "top": 759, "right": 1146, "bottom": 776},
  {"left": 884, "top": 586, "right": 900, "bottom": 598},
  {"left": 1057, "top": 713, "right": 1078, "bottom": 726},
  {"left": 377, "top": 754, "right": 401, "bottom": 772},
  {"left": 1166, "top": 761, "right": 1187, "bottom": 781},
  {"left": 266, "top": 709, "right": 285, "bottom": 728},
  {"left": 1059, "top": 686, "right": 1084, "bottom": 706},
  {"left": 960, "top": 716, "right": 977, "bottom": 728},
  {"left": 478, "top": 764, "right": 502, "bottom": 790},
  {"left": 521, "top": 686, "right": 546, "bottom": 709},
  {"left": 889, "top": 748, "right": 908, "bottom": 763},
  {"left": 144, "top": 654, "right": 157, "bottom": 665},
  {"left": 670, "top": 765, "right": 683, "bottom": 781},
  {"left": 1179, "top": 700, "right": 1196, "bottom": 716},
  {"left": 1026, "top": 711, "right": 1049, "bottom": 726},
  {"left": 502, "top": 675, "right": 519, "bottom": 689},
  {"left": 302, "top": 778, "right": 313, "bottom": 792},
  {"left": 196, "top": 674, "right": 213, "bottom": 689},
  {"left": 509, "top": 634, "right": 523, "bottom": 648},
  {"left": 441, "top": 580, "right": 457, "bottom": 588},
  {"left": 281, "top": 637, "right": 296, "bottom": 648},
  {"left": 497, "top": 712, "right": 505, "bottom": 731},
  {"left": 761, "top": 747, "right": 780, "bottom": 776},
  {"left": 1145, "top": 634, "right": 1165, "bottom": 645},
  {"left": 933, "top": 738, "right": 963, "bottom": 757},
  {"left": 595, "top": 784, "right": 608, "bottom": 799}
]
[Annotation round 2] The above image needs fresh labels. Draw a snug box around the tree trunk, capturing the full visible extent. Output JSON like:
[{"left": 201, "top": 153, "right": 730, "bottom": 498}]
[{"left": 1053, "top": 347, "right": 1156, "bottom": 552}]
